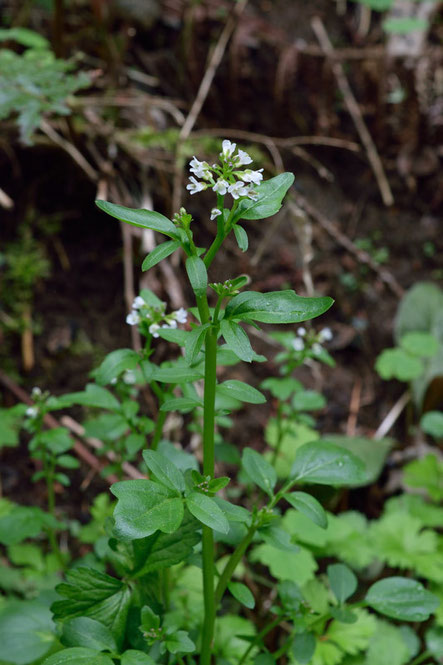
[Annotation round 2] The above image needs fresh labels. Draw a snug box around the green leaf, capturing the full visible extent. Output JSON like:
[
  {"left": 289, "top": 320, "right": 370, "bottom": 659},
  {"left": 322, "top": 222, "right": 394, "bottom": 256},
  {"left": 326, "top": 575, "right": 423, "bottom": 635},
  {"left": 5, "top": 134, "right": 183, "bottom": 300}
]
[
  {"left": 228, "top": 582, "right": 255, "bottom": 608},
  {"left": 217, "top": 380, "right": 266, "bottom": 404},
  {"left": 232, "top": 173, "right": 295, "bottom": 223},
  {"left": 57, "top": 454, "right": 80, "bottom": 469},
  {"left": 40, "top": 428, "right": 72, "bottom": 455},
  {"left": 327, "top": 564, "right": 358, "bottom": 603},
  {"left": 319, "top": 435, "right": 393, "bottom": 486},
  {"left": 420, "top": 411, "right": 443, "bottom": 439},
  {"left": 43, "top": 648, "right": 115, "bottom": 665},
  {"left": 52, "top": 567, "right": 132, "bottom": 647},
  {"left": 225, "top": 290, "right": 333, "bottom": 325},
  {"left": 260, "top": 376, "right": 303, "bottom": 400},
  {"left": 425, "top": 626, "right": 443, "bottom": 659},
  {"left": 365, "top": 577, "right": 439, "bottom": 621},
  {"left": 403, "top": 454, "right": 443, "bottom": 502},
  {"left": 0, "top": 27, "right": 50, "bottom": 48},
  {"left": 186, "top": 256, "right": 208, "bottom": 296},
  {"left": 220, "top": 319, "right": 254, "bottom": 363},
  {"left": 325, "top": 609, "right": 376, "bottom": 657},
  {"left": 292, "top": 390, "right": 326, "bottom": 411},
  {"left": 142, "top": 450, "right": 185, "bottom": 493},
  {"left": 95, "top": 349, "right": 139, "bottom": 386},
  {"left": 121, "top": 651, "right": 156, "bottom": 665},
  {"left": 375, "top": 348, "right": 423, "bottom": 381},
  {"left": 111, "top": 480, "right": 184, "bottom": 540},
  {"left": 132, "top": 513, "right": 200, "bottom": 578},
  {"left": 233, "top": 224, "right": 248, "bottom": 252},
  {"left": 95, "top": 201, "right": 177, "bottom": 238},
  {"left": 61, "top": 617, "right": 117, "bottom": 652},
  {"left": 164, "top": 630, "right": 196, "bottom": 654},
  {"left": 160, "top": 396, "right": 202, "bottom": 412},
  {"left": 142, "top": 240, "right": 181, "bottom": 271},
  {"left": 284, "top": 492, "right": 327, "bottom": 529},
  {"left": 292, "top": 631, "right": 316, "bottom": 665},
  {"left": 251, "top": 543, "right": 317, "bottom": 587},
  {"left": 400, "top": 331, "right": 438, "bottom": 357},
  {"left": 186, "top": 492, "right": 229, "bottom": 533},
  {"left": 185, "top": 324, "right": 210, "bottom": 363},
  {"left": 152, "top": 365, "right": 203, "bottom": 383},
  {"left": 365, "top": 621, "right": 412, "bottom": 665},
  {"left": 260, "top": 525, "right": 299, "bottom": 553},
  {"left": 0, "top": 598, "right": 55, "bottom": 665},
  {"left": 291, "top": 441, "right": 366, "bottom": 486},
  {"left": 0, "top": 405, "right": 25, "bottom": 449},
  {"left": 242, "top": 448, "right": 276, "bottom": 496},
  {"left": 0, "top": 503, "right": 60, "bottom": 546},
  {"left": 383, "top": 17, "right": 428, "bottom": 34},
  {"left": 58, "top": 384, "right": 120, "bottom": 411}
]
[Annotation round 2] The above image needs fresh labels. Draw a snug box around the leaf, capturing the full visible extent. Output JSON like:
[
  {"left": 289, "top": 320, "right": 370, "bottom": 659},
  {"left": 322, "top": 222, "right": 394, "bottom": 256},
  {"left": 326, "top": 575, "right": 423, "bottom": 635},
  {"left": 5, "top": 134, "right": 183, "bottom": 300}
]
[
  {"left": 186, "top": 492, "right": 229, "bottom": 533},
  {"left": 284, "top": 492, "right": 327, "bottom": 529},
  {"left": 260, "top": 525, "right": 299, "bottom": 553},
  {"left": 142, "top": 450, "right": 185, "bottom": 493},
  {"left": 0, "top": 503, "right": 61, "bottom": 546},
  {"left": 250, "top": 544, "right": 317, "bottom": 587},
  {"left": 291, "top": 441, "right": 366, "bottom": 486},
  {"left": 228, "top": 582, "right": 255, "bottom": 608},
  {"left": 403, "top": 454, "right": 443, "bottom": 502},
  {"left": 319, "top": 435, "right": 393, "bottom": 486},
  {"left": 233, "top": 224, "right": 248, "bottom": 252},
  {"left": 111, "top": 480, "right": 184, "bottom": 540},
  {"left": 375, "top": 348, "right": 423, "bottom": 381},
  {"left": 58, "top": 384, "right": 120, "bottom": 411},
  {"left": 0, "top": 405, "right": 25, "bottom": 449},
  {"left": 220, "top": 319, "right": 254, "bottom": 363},
  {"left": 160, "top": 396, "right": 202, "bottom": 412},
  {"left": 164, "top": 630, "right": 196, "bottom": 654},
  {"left": 95, "top": 349, "right": 139, "bottom": 386},
  {"left": 420, "top": 410, "right": 443, "bottom": 439},
  {"left": 217, "top": 380, "right": 266, "bottom": 404},
  {"left": 325, "top": 609, "right": 377, "bottom": 657},
  {"left": 365, "top": 620, "right": 412, "bottom": 665},
  {"left": 395, "top": 282, "right": 443, "bottom": 341},
  {"left": 425, "top": 626, "right": 443, "bottom": 659},
  {"left": 43, "top": 648, "right": 115, "bottom": 665},
  {"left": 400, "top": 331, "right": 438, "bottom": 357},
  {"left": 327, "top": 564, "right": 357, "bottom": 603},
  {"left": 260, "top": 377, "right": 303, "bottom": 400},
  {"left": 185, "top": 324, "right": 210, "bottom": 363},
  {"left": 61, "top": 617, "right": 117, "bottom": 652},
  {"left": 52, "top": 567, "right": 132, "bottom": 647},
  {"left": 0, "top": 27, "right": 50, "bottom": 48},
  {"left": 39, "top": 428, "right": 72, "bottom": 455},
  {"left": 132, "top": 512, "right": 200, "bottom": 577},
  {"left": 0, "top": 598, "right": 55, "bottom": 665},
  {"left": 292, "top": 390, "right": 326, "bottom": 411},
  {"left": 365, "top": 577, "right": 439, "bottom": 621},
  {"left": 121, "top": 651, "right": 156, "bottom": 665},
  {"left": 186, "top": 256, "right": 208, "bottom": 296},
  {"left": 142, "top": 240, "right": 181, "bottom": 271},
  {"left": 151, "top": 365, "right": 204, "bottom": 383},
  {"left": 383, "top": 17, "right": 428, "bottom": 34},
  {"left": 292, "top": 631, "right": 316, "bottom": 665},
  {"left": 225, "top": 290, "right": 333, "bottom": 325},
  {"left": 232, "top": 173, "right": 295, "bottom": 223},
  {"left": 95, "top": 201, "right": 177, "bottom": 238},
  {"left": 242, "top": 448, "right": 276, "bottom": 496}
]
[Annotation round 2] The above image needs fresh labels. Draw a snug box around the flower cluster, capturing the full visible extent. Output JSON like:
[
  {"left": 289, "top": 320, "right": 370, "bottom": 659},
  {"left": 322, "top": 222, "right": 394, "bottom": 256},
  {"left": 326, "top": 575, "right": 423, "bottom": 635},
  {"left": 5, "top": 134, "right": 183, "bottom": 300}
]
[
  {"left": 25, "top": 386, "right": 46, "bottom": 419},
  {"left": 126, "top": 295, "right": 188, "bottom": 338},
  {"left": 186, "top": 140, "right": 264, "bottom": 205},
  {"left": 291, "top": 327, "right": 333, "bottom": 356}
]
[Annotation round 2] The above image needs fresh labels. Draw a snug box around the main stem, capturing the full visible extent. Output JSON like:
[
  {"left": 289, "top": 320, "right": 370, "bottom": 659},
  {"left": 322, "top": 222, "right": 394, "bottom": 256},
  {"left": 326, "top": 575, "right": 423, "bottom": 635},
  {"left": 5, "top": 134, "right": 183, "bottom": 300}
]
[{"left": 197, "top": 293, "right": 218, "bottom": 665}]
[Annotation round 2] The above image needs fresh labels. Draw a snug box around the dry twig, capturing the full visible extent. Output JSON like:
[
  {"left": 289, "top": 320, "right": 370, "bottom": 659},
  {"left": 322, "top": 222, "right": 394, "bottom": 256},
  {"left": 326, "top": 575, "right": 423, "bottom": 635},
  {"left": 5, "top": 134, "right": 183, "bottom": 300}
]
[
  {"left": 40, "top": 119, "right": 98, "bottom": 182},
  {"left": 374, "top": 390, "right": 410, "bottom": 440}
]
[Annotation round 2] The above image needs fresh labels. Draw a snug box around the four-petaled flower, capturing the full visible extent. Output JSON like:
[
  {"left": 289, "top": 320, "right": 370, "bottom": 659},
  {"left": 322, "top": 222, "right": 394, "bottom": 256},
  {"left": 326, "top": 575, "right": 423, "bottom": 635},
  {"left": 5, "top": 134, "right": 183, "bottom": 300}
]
[
  {"left": 213, "top": 179, "right": 229, "bottom": 195},
  {"left": 210, "top": 208, "right": 222, "bottom": 221},
  {"left": 189, "top": 156, "right": 212, "bottom": 180},
  {"left": 187, "top": 176, "right": 207, "bottom": 195},
  {"left": 240, "top": 169, "right": 263, "bottom": 185},
  {"left": 126, "top": 311, "right": 140, "bottom": 326},
  {"left": 149, "top": 323, "right": 161, "bottom": 338},
  {"left": 228, "top": 181, "right": 250, "bottom": 199},
  {"left": 173, "top": 307, "right": 188, "bottom": 323},
  {"left": 235, "top": 149, "right": 253, "bottom": 166},
  {"left": 292, "top": 338, "right": 305, "bottom": 352},
  {"left": 132, "top": 296, "right": 145, "bottom": 310},
  {"left": 221, "top": 139, "right": 236, "bottom": 159}
]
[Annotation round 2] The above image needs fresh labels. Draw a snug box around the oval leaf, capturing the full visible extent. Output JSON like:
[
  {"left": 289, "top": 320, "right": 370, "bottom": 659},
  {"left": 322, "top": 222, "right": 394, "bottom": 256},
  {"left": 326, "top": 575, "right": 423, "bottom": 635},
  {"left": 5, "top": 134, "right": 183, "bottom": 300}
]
[
  {"left": 366, "top": 577, "right": 439, "bottom": 621},
  {"left": 95, "top": 349, "right": 139, "bottom": 386},
  {"left": 232, "top": 173, "right": 295, "bottom": 223},
  {"left": 327, "top": 563, "right": 357, "bottom": 603},
  {"left": 242, "top": 447, "right": 276, "bottom": 496},
  {"left": 233, "top": 225, "right": 248, "bottom": 252},
  {"left": 142, "top": 450, "right": 184, "bottom": 493},
  {"left": 217, "top": 380, "right": 266, "bottom": 404},
  {"left": 61, "top": 617, "right": 117, "bottom": 652},
  {"left": 186, "top": 256, "right": 208, "bottom": 297},
  {"left": 96, "top": 201, "right": 177, "bottom": 237},
  {"left": 142, "top": 240, "right": 181, "bottom": 271},
  {"left": 220, "top": 319, "right": 254, "bottom": 363},
  {"left": 291, "top": 441, "right": 366, "bottom": 486},
  {"left": 284, "top": 492, "right": 327, "bottom": 529},
  {"left": 186, "top": 492, "right": 229, "bottom": 533},
  {"left": 225, "top": 290, "right": 333, "bottom": 325},
  {"left": 43, "top": 648, "right": 114, "bottom": 665},
  {"left": 228, "top": 582, "right": 255, "bottom": 608},
  {"left": 152, "top": 366, "right": 204, "bottom": 383}
]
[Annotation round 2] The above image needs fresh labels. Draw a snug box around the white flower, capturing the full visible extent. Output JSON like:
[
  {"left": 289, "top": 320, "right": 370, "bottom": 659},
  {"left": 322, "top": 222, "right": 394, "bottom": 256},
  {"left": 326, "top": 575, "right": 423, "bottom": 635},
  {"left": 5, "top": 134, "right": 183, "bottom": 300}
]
[
  {"left": 246, "top": 188, "right": 259, "bottom": 201},
  {"left": 235, "top": 149, "right": 253, "bottom": 166},
  {"left": 123, "top": 369, "right": 137, "bottom": 385},
  {"left": 26, "top": 406, "right": 38, "bottom": 418},
  {"left": 312, "top": 342, "right": 323, "bottom": 356},
  {"left": 228, "top": 181, "right": 250, "bottom": 199},
  {"left": 162, "top": 320, "right": 178, "bottom": 330},
  {"left": 149, "top": 323, "right": 161, "bottom": 338},
  {"left": 31, "top": 386, "right": 42, "bottom": 398},
  {"left": 210, "top": 208, "right": 222, "bottom": 221},
  {"left": 221, "top": 140, "right": 236, "bottom": 159},
  {"left": 292, "top": 337, "right": 305, "bottom": 352},
  {"left": 319, "top": 327, "right": 333, "bottom": 342},
  {"left": 126, "top": 311, "right": 140, "bottom": 326},
  {"left": 110, "top": 377, "right": 118, "bottom": 385},
  {"left": 213, "top": 179, "right": 229, "bottom": 195},
  {"left": 297, "top": 327, "right": 306, "bottom": 337},
  {"left": 239, "top": 169, "right": 263, "bottom": 185},
  {"left": 172, "top": 307, "right": 188, "bottom": 324},
  {"left": 186, "top": 176, "right": 207, "bottom": 195},
  {"left": 189, "top": 156, "right": 211, "bottom": 180},
  {"left": 132, "top": 296, "right": 145, "bottom": 310}
]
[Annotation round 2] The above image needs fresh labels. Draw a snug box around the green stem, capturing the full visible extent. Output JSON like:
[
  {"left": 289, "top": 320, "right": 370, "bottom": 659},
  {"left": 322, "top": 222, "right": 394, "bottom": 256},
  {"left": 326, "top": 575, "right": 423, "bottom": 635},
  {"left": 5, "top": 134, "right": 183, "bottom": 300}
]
[
  {"left": 150, "top": 409, "right": 166, "bottom": 451},
  {"left": 45, "top": 458, "right": 64, "bottom": 568},
  {"left": 214, "top": 523, "right": 257, "bottom": 605},
  {"left": 408, "top": 651, "right": 432, "bottom": 665},
  {"left": 271, "top": 404, "right": 284, "bottom": 466},
  {"left": 204, "top": 200, "right": 238, "bottom": 269},
  {"left": 238, "top": 616, "right": 282, "bottom": 665}
]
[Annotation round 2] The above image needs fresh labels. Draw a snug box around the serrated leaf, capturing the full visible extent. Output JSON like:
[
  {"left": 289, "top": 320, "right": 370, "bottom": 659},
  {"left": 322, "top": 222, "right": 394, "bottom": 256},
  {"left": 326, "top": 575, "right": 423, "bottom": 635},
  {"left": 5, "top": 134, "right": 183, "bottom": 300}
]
[
  {"left": 186, "top": 256, "right": 208, "bottom": 296},
  {"left": 325, "top": 609, "right": 376, "bottom": 657},
  {"left": 232, "top": 173, "right": 294, "bottom": 223},
  {"left": 242, "top": 448, "right": 276, "bottom": 496},
  {"left": 186, "top": 492, "right": 229, "bottom": 533},
  {"left": 327, "top": 563, "right": 357, "bottom": 603},
  {"left": 233, "top": 224, "right": 248, "bottom": 252},
  {"left": 61, "top": 617, "right": 117, "bottom": 652},
  {"left": 0, "top": 504, "right": 61, "bottom": 546},
  {"left": 403, "top": 454, "right": 443, "bottom": 502},
  {"left": 95, "top": 349, "right": 139, "bottom": 386},
  {"left": 43, "top": 648, "right": 115, "bottom": 665},
  {"left": 228, "top": 582, "right": 255, "bottom": 608},
  {"left": 96, "top": 201, "right": 177, "bottom": 238},
  {"left": 52, "top": 567, "right": 131, "bottom": 647},
  {"left": 142, "top": 240, "right": 181, "bottom": 271},
  {"left": 225, "top": 290, "right": 333, "bottom": 325},
  {"left": 291, "top": 442, "right": 366, "bottom": 486},
  {"left": 164, "top": 630, "right": 195, "bottom": 654},
  {"left": 366, "top": 577, "right": 439, "bottom": 621},
  {"left": 220, "top": 319, "right": 254, "bottom": 362},
  {"left": 217, "top": 380, "right": 266, "bottom": 404},
  {"left": 284, "top": 492, "right": 327, "bottom": 529},
  {"left": 0, "top": 598, "right": 55, "bottom": 665},
  {"left": 142, "top": 450, "right": 185, "bottom": 493},
  {"left": 111, "top": 480, "right": 184, "bottom": 540}
]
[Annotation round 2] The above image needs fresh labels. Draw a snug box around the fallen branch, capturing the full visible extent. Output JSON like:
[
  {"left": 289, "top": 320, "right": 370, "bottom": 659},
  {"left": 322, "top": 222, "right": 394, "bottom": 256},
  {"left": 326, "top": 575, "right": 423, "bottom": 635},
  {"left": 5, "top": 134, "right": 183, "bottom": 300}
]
[{"left": 374, "top": 390, "right": 410, "bottom": 440}]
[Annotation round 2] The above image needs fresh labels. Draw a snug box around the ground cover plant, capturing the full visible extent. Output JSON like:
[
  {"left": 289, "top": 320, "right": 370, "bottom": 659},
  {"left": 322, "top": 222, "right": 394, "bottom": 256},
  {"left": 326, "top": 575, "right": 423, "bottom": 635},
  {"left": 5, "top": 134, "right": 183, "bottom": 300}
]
[{"left": 0, "top": 142, "right": 442, "bottom": 665}]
